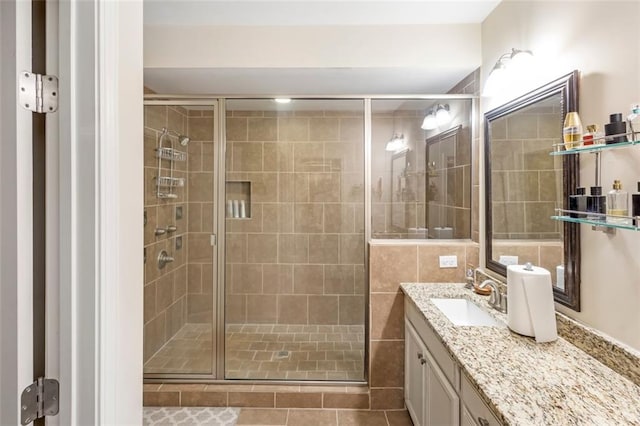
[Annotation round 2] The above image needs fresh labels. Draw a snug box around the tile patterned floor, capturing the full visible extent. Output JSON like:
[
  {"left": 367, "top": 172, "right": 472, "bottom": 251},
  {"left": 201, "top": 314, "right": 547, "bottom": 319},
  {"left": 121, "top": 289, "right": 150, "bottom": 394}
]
[
  {"left": 143, "top": 407, "right": 239, "bottom": 425},
  {"left": 145, "top": 323, "right": 365, "bottom": 380},
  {"left": 225, "top": 324, "right": 365, "bottom": 380}
]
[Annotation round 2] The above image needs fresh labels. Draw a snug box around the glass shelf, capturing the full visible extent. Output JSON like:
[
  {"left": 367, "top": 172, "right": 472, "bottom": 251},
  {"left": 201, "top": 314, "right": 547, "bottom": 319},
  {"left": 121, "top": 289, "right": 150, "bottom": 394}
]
[
  {"left": 551, "top": 210, "right": 639, "bottom": 232},
  {"left": 550, "top": 134, "right": 640, "bottom": 156}
]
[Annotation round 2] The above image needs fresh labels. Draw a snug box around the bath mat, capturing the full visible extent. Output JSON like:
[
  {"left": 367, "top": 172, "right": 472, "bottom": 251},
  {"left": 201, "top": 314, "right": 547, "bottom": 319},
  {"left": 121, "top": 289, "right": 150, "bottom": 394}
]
[{"left": 143, "top": 407, "right": 239, "bottom": 426}]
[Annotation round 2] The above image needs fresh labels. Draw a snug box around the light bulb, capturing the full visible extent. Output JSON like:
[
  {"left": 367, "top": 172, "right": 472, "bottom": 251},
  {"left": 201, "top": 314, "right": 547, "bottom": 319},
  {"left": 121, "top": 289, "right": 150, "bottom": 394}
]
[
  {"left": 509, "top": 49, "right": 534, "bottom": 72},
  {"left": 435, "top": 105, "right": 450, "bottom": 126},
  {"left": 482, "top": 61, "right": 507, "bottom": 96},
  {"left": 274, "top": 98, "right": 292, "bottom": 104},
  {"left": 421, "top": 113, "right": 437, "bottom": 130}
]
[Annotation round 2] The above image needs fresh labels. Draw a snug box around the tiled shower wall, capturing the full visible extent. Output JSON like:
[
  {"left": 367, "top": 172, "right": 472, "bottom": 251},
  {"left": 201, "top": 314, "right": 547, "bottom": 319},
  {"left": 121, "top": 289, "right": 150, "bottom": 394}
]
[
  {"left": 224, "top": 109, "right": 365, "bottom": 326},
  {"left": 143, "top": 105, "right": 216, "bottom": 363},
  {"left": 143, "top": 105, "right": 189, "bottom": 362}
]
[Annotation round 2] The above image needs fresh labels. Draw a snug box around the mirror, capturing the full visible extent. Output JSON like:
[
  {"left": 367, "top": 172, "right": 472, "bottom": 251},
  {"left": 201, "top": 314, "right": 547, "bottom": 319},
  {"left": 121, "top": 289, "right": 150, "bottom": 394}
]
[
  {"left": 390, "top": 150, "right": 409, "bottom": 229},
  {"left": 484, "top": 70, "right": 581, "bottom": 310}
]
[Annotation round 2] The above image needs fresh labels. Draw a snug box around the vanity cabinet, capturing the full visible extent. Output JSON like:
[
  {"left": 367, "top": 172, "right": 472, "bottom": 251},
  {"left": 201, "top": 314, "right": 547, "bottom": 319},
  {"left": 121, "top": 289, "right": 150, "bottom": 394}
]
[
  {"left": 405, "top": 298, "right": 501, "bottom": 426},
  {"left": 405, "top": 319, "right": 459, "bottom": 426}
]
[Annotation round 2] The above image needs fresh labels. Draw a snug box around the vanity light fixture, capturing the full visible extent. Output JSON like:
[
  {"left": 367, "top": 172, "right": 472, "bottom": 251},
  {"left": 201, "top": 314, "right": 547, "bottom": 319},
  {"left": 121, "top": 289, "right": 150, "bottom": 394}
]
[
  {"left": 421, "top": 104, "right": 451, "bottom": 130},
  {"left": 385, "top": 133, "right": 407, "bottom": 152},
  {"left": 483, "top": 48, "right": 534, "bottom": 96},
  {"left": 274, "top": 98, "right": 292, "bottom": 104}
]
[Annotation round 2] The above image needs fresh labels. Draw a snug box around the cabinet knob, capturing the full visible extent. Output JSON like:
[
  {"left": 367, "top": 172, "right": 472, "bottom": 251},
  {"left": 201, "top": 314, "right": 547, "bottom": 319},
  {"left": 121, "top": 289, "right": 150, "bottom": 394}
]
[
  {"left": 420, "top": 358, "right": 427, "bottom": 365},
  {"left": 417, "top": 352, "right": 424, "bottom": 359},
  {"left": 478, "top": 417, "right": 490, "bottom": 426}
]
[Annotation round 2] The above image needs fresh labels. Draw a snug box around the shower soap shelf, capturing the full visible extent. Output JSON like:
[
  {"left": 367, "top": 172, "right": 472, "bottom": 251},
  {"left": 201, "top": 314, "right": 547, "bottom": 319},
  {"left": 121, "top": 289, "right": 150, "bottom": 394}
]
[
  {"left": 156, "top": 176, "right": 185, "bottom": 188},
  {"left": 156, "top": 147, "right": 186, "bottom": 162}
]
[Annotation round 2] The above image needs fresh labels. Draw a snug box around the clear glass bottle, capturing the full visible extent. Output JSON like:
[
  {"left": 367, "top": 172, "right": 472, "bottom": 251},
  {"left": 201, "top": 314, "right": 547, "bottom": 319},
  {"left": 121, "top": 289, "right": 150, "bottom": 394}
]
[
  {"left": 563, "top": 112, "right": 583, "bottom": 150},
  {"left": 606, "top": 180, "right": 631, "bottom": 225}
]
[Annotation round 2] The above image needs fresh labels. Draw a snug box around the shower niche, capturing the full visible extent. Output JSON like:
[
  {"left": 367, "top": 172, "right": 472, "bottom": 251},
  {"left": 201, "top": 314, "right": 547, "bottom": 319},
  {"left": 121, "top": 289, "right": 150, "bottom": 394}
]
[{"left": 225, "top": 181, "right": 252, "bottom": 219}]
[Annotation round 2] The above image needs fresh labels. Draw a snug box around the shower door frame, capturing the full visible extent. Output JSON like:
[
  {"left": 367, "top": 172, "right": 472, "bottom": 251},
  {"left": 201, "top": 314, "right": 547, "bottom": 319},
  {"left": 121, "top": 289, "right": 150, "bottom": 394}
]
[
  {"left": 143, "top": 98, "right": 225, "bottom": 380},
  {"left": 143, "top": 94, "right": 475, "bottom": 385}
]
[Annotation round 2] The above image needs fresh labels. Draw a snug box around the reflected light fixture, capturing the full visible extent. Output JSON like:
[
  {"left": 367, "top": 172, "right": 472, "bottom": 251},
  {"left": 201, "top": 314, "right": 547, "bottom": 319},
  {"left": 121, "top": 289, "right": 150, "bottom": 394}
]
[
  {"left": 274, "top": 98, "right": 292, "bottom": 104},
  {"left": 385, "top": 133, "right": 407, "bottom": 152},
  {"left": 483, "top": 48, "right": 534, "bottom": 96},
  {"left": 421, "top": 104, "right": 451, "bottom": 130}
]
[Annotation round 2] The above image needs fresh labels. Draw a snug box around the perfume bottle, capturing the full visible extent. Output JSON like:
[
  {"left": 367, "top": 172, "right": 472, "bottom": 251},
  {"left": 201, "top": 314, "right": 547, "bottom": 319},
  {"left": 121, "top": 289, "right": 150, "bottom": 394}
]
[
  {"left": 632, "top": 182, "right": 640, "bottom": 226},
  {"left": 604, "top": 113, "right": 628, "bottom": 145},
  {"left": 563, "top": 112, "right": 583, "bottom": 150},
  {"left": 586, "top": 186, "right": 606, "bottom": 221},
  {"left": 607, "top": 180, "right": 631, "bottom": 225},
  {"left": 569, "top": 187, "right": 587, "bottom": 218}
]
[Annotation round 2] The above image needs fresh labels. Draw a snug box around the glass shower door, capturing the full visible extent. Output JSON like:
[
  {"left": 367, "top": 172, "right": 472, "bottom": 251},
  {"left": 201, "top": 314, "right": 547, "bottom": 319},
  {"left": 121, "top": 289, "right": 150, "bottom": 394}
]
[
  {"left": 224, "top": 99, "right": 366, "bottom": 381},
  {"left": 143, "top": 101, "right": 219, "bottom": 378}
]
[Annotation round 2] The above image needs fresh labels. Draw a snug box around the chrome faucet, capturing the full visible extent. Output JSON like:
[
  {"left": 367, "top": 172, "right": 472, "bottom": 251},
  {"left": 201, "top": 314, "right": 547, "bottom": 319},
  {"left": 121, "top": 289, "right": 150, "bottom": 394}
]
[{"left": 478, "top": 279, "right": 507, "bottom": 313}]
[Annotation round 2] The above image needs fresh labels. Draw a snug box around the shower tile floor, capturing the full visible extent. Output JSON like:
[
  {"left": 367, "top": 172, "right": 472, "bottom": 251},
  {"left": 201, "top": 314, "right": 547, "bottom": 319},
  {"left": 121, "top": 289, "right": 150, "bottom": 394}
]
[
  {"left": 226, "top": 324, "right": 365, "bottom": 381},
  {"left": 145, "top": 323, "right": 364, "bottom": 380}
]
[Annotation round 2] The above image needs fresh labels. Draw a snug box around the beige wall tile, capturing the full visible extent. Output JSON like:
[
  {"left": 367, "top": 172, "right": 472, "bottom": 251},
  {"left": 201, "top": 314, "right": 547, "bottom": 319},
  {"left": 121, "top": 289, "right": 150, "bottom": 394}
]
[
  {"left": 294, "top": 143, "right": 324, "bottom": 172},
  {"left": 278, "top": 295, "right": 308, "bottom": 324},
  {"left": 186, "top": 293, "right": 213, "bottom": 323},
  {"left": 246, "top": 295, "right": 278, "bottom": 323},
  {"left": 156, "top": 272, "right": 174, "bottom": 312},
  {"left": 187, "top": 263, "right": 202, "bottom": 293},
  {"left": 339, "top": 234, "right": 364, "bottom": 264},
  {"left": 226, "top": 117, "right": 248, "bottom": 142},
  {"left": 201, "top": 143, "right": 215, "bottom": 172},
  {"left": 278, "top": 234, "right": 309, "bottom": 264},
  {"left": 294, "top": 204, "right": 323, "bottom": 233},
  {"left": 263, "top": 264, "right": 294, "bottom": 294},
  {"left": 231, "top": 263, "right": 262, "bottom": 294},
  {"left": 248, "top": 118, "right": 278, "bottom": 142},
  {"left": 226, "top": 294, "right": 246, "bottom": 323},
  {"left": 233, "top": 143, "right": 263, "bottom": 172},
  {"left": 294, "top": 265, "right": 324, "bottom": 294},
  {"left": 143, "top": 314, "right": 165, "bottom": 362},
  {"left": 324, "top": 265, "right": 354, "bottom": 294},
  {"left": 247, "top": 233, "right": 278, "bottom": 263},
  {"left": 310, "top": 118, "right": 339, "bottom": 141},
  {"left": 370, "top": 340, "right": 404, "bottom": 387},
  {"left": 226, "top": 234, "right": 247, "bottom": 263},
  {"left": 188, "top": 117, "right": 214, "bottom": 141},
  {"left": 339, "top": 117, "right": 364, "bottom": 143},
  {"left": 309, "top": 173, "right": 341, "bottom": 202},
  {"left": 144, "top": 283, "right": 156, "bottom": 324},
  {"left": 247, "top": 173, "right": 278, "bottom": 203},
  {"left": 189, "top": 233, "right": 214, "bottom": 263},
  {"left": 339, "top": 295, "right": 364, "bottom": 325},
  {"left": 279, "top": 117, "right": 309, "bottom": 141},
  {"left": 308, "top": 234, "right": 339, "bottom": 264},
  {"left": 308, "top": 295, "right": 339, "bottom": 325},
  {"left": 145, "top": 105, "right": 167, "bottom": 131},
  {"left": 369, "top": 245, "right": 417, "bottom": 292},
  {"left": 188, "top": 173, "right": 213, "bottom": 202},
  {"left": 370, "top": 292, "right": 404, "bottom": 339}
]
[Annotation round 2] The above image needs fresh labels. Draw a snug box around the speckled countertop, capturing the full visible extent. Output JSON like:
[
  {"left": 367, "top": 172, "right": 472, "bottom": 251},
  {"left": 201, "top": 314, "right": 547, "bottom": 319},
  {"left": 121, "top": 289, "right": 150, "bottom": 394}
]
[{"left": 401, "top": 283, "right": 640, "bottom": 426}]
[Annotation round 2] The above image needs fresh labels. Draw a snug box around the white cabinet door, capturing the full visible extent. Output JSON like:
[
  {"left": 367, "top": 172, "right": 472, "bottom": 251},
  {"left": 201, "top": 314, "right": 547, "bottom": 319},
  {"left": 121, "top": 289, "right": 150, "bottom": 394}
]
[
  {"left": 405, "top": 319, "right": 428, "bottom": 426},
  {"left": 425, "top": 348, "right": 460, "bottom": 426}
]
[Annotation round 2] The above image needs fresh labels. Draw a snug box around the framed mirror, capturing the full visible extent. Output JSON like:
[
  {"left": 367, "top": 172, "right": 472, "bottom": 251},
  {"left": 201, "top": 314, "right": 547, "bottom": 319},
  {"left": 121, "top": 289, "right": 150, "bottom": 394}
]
[
  {"left": 390, "top": 150, "right": 409, "bottom": 229},
  {"left": 484, "top": 70, "right": 581, "bottom": 310}
]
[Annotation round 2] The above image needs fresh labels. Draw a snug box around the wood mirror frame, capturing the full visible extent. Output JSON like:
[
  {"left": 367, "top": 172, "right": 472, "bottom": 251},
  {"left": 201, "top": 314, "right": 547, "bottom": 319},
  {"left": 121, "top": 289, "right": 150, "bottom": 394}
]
[{"left": 484, "top": 70, "right": 581, "bottom": 311}]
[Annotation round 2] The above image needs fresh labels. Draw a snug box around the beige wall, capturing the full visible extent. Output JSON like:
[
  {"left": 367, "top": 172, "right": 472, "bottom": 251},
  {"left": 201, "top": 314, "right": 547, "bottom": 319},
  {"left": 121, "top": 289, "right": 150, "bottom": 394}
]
[
  {"left": 482, "top": 0, "right": 640, "bottom": 350},
  {"left": 224, "top": 108, "right": 366, "bottom": 326}
]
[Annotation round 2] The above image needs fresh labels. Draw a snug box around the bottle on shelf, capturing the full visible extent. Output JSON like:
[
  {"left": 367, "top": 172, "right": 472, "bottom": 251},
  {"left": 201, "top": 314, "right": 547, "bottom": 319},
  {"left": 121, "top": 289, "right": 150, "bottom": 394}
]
[
  {"left": 632, "top": 182, "right": 640, "bottom": 226},
  {"left": 563, "top": 112, "right": 583, "bottom": 150},
  {"left": 604, "top": 113, "right": 628, "bottom": 145},
  {"left": 606, "top": 180, "right": 631, "bottom": 225},
  {"left": 569, "top": 187, "right": 587, "bottom": 218},
  {"left": 586, "top": 186, "right": 606, "bottom": 221}
]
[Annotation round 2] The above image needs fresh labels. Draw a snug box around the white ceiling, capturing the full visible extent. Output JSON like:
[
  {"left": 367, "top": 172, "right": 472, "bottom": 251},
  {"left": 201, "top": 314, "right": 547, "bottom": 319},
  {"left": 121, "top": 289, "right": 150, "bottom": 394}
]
[
  {"left": 144, "top": 0, "right": 500, "bottom": 95},
  {"left": 144, "top": 0, "right": 501, "bottom": 26}
]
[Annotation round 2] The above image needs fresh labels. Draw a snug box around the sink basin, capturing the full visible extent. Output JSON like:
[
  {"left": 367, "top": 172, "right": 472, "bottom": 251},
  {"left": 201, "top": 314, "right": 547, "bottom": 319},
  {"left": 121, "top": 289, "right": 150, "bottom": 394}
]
[{"left": 430, "top": 298, "right": 501, "bottom": 327}]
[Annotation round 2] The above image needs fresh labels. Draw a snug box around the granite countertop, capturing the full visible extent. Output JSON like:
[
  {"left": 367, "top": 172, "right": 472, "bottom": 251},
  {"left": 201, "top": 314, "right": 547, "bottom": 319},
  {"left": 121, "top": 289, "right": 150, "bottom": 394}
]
[{"left": 400, "top": 283, "right": 640, "bottom": 426}]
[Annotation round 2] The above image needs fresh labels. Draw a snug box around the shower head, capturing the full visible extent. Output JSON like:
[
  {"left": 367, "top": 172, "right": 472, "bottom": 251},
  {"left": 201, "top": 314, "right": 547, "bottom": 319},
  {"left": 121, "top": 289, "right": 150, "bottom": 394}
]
[
  {"left": 161, "top": 128, "right": 190, "bottom": 146},
  {"left": 179, "top": 135, "right": 190, "bottom": 146}
]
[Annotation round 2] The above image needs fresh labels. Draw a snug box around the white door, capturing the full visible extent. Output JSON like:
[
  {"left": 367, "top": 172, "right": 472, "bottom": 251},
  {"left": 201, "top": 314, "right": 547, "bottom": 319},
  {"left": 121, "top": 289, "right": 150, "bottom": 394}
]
[
  {"left": 2, "top": 0, "right": 143, "bottom": 424},
  {"left": 0, "top": 1, "right": 37, "bottom": 425},
  {"left": 405, "top": 320, "right": 427, "bottom": 426}
]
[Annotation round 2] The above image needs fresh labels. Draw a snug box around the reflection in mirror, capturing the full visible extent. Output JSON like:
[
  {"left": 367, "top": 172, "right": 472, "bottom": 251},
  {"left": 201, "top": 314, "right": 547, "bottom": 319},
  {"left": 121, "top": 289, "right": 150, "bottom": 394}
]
[
  {"left": 371, "top": 98, "right": 473, "bottom": 239},
  {"left": 484, "top": 71, "right": 581, "bottom": 310}
]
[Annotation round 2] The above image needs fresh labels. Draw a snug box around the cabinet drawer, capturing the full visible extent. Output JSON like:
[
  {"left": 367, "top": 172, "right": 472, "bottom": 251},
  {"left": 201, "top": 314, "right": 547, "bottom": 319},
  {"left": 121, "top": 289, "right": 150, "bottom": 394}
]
[
  {"left": 461, "top": 374, "right": 501, "bottom": 426},
  {"left": 405, "top": 296, "right": 458, "bottom": 390}
]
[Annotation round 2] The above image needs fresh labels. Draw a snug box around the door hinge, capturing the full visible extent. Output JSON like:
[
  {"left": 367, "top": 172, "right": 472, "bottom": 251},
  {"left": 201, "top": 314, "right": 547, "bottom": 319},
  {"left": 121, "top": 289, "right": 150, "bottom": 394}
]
[
  {"left": 210, "top": 234, "right": 217, "bottom": 246},
  {"left": 21, "top": 377, "right": 59, "bottom": 425},
  {"left": 19, "top": 71, "right": 58, "bottom": 113}
]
